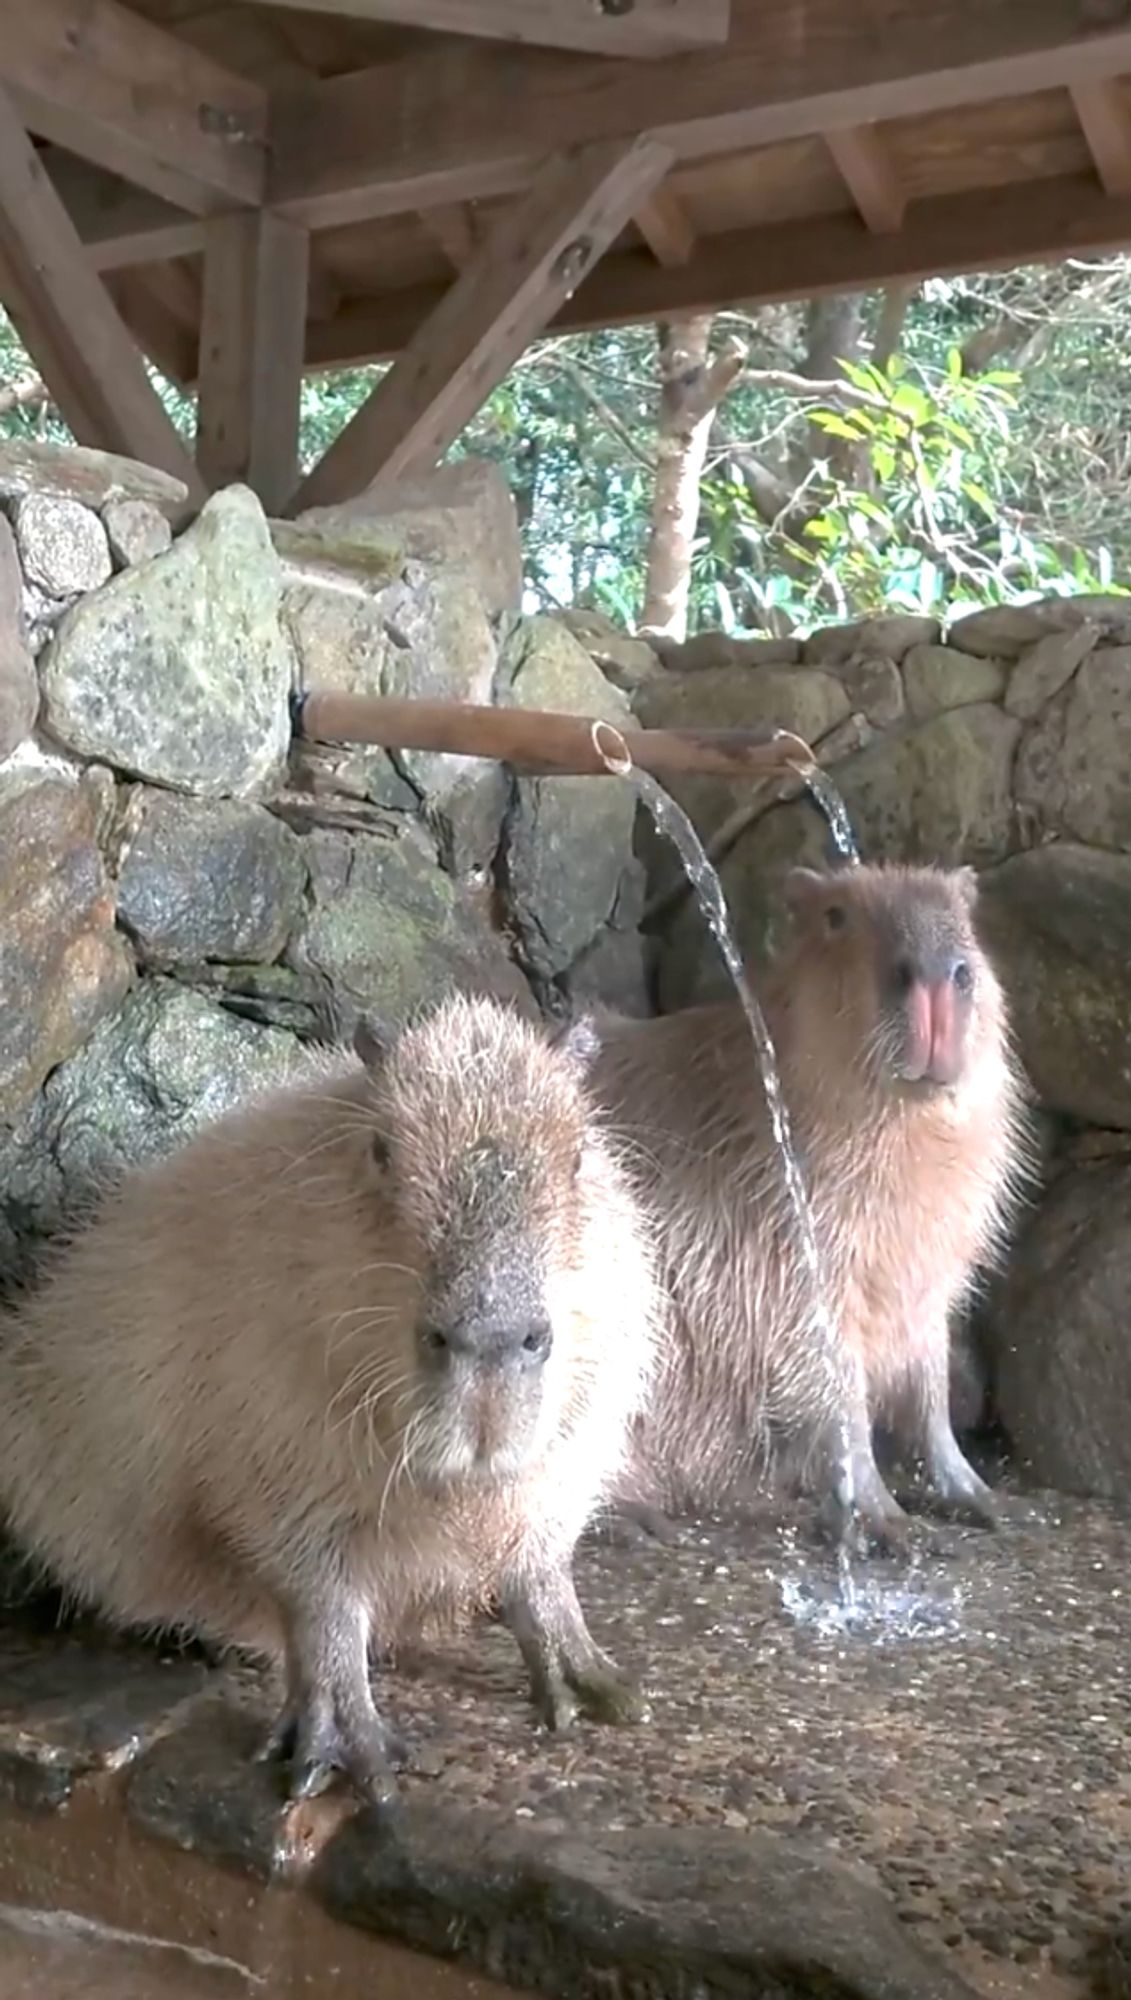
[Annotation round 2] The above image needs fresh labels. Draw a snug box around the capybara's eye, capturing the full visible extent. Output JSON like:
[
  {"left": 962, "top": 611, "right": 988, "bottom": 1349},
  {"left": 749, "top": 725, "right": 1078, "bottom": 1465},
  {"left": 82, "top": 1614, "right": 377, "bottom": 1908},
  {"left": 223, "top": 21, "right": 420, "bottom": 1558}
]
[
  {"left": 823, "top": 904, "right": 847, "bottom": 933},
  {"left": 370, "top": 1132, "right": 391, "bottom": 1170},
  {"left": 952, "top": 959, "right": 974, "bottom": 994}
]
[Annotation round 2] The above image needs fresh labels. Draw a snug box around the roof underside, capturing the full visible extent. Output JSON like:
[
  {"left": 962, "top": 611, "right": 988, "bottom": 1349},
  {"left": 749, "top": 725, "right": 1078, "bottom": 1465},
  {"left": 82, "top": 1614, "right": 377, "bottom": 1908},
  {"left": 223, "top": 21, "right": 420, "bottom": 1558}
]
[{"left": 5, "top": 0, "right": 1131, "bottom": 395}]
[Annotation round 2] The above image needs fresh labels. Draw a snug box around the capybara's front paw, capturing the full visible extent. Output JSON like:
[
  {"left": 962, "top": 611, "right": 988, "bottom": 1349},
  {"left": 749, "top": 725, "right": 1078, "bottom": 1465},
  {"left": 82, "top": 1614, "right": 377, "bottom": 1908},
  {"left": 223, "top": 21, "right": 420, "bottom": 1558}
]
[
  {"left": 535, "top": 1653, "right": 649, "bottom": 1733},
  {"left": 257, "top": 1693, "right": 405, "bottom": 1806}
]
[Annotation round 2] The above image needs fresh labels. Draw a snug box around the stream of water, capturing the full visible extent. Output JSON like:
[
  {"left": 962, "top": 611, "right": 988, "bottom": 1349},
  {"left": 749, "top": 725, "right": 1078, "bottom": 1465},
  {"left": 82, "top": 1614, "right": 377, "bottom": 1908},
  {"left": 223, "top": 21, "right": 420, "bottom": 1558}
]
[{"left": 592, "top": 725, "right": 862, "bottom": 1586}]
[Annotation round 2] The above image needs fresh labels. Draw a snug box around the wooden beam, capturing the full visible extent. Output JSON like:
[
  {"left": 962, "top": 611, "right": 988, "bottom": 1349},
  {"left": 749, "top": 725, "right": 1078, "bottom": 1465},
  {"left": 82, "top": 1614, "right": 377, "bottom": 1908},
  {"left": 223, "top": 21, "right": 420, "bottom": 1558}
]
[
  {"left": 825, "top": 124, "right": 904, "bottom": 233},
  {"left": 304, "top": 169, "right": 1131, "bottom": 370},
  {"left": 197, "top": 212, "right": 309, "bottom": 513},
  {"left": 240, "top": 0, "right": 730, "bottom": 58},
  {"left": 268, "top": 0, "right": 1131, "bottom": 229},
  {"left": 0, "top": 0, "right": 266, "bottom": 213},
  {"left": 0, "top": 87, "right": 204, "bottom": 499},
  {"left": 635, "top": 187, "right": 696, "bottom": 265},
  {"left": 288, "top": 134, "right": 672, "bottom": 514},
  {"left": 107, "top": 271, "right": 198, "bottom": 387},
  {"left": 420, "top": 203, "right": 482, "bottom": 270},
  {"left": 1072, "top": 79, "right": 1131, "bottom": 196},
  {"left": 44, "top": 150, "right": 206, "bottom": 271}
]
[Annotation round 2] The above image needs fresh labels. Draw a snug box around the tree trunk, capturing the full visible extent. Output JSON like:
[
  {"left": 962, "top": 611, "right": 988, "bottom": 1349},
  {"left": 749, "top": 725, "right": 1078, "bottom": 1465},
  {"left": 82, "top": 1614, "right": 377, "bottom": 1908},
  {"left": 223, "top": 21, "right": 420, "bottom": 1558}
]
[{"left": 640, "top": 314, "right": 745, "bottom": 640}]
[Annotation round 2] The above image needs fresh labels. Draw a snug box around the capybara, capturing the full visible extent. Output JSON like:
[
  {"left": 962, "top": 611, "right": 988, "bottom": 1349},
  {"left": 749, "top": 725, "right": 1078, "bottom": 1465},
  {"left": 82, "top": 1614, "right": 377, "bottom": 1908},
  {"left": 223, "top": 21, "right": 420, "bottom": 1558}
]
[
  {"left": 592, "top": 861, "right": 1029, "bottom": 1550},
  {"left": 0, "top": 994, "right": 659, "bottom": 1801}
]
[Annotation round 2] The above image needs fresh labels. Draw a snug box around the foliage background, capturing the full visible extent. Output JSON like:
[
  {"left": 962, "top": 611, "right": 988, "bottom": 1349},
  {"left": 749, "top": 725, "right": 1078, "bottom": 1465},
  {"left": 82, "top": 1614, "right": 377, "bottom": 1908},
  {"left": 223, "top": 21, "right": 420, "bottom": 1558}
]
[{"left": 3, "top": 256, "right": 1128, "bottom": 635}]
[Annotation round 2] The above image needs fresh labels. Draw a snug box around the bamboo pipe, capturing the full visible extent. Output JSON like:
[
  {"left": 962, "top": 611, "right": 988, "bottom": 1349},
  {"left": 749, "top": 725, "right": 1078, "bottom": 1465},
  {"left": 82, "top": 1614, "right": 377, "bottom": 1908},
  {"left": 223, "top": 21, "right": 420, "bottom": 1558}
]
[{"left": 294, "top": 690, "right": 816, "bottom": 780}]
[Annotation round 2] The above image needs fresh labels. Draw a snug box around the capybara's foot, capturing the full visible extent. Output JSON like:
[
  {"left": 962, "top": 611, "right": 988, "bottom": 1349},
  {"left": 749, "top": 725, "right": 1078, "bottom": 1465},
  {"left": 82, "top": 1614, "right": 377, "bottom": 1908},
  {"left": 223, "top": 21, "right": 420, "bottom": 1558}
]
[
  {"left": 539, "top": 1655, "right": 648, "bottom": 1733},
  {"left": 258, "top": 1693, "right": 404, "bottom": 1805},
  {"left": 922, "top": 1453, "right": 1000, "bottom": 1530},
  {"left": 504, "top": 1566, "right": 647, "bottom": 1733}
]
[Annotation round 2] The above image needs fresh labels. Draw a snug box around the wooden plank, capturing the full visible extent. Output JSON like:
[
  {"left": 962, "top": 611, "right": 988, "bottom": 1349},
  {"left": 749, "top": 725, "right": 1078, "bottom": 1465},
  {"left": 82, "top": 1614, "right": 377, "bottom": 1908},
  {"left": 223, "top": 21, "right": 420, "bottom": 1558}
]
[
  {"left": 0, "top": 0, "right": 266, "bottom": 213},
  {"left": 825, "top": 124, "right": 904, "bottom": 232},
  {"left": 289, "top": 134, "right": 672, "bottom": 514},
  {"left": 240, "top": 0, "right": 730, "bottom": 59},
  {"left": 197, "top": 211, "right": 309, "bottom": 513},
  {"left": 269, "top": 0, "right": 1131, "bottom": 228},
  {"left": 0, "top": 87, "right": 204, "bottom": 498},
  {"left": 305, "top": 168, "right": 1131, "bottom": 368},
  {"left": 1072, "top": 79, "right": 1131, "bottom": 196},
  {"left": 635, "top": 186, "right": 696, "bottom": 264}
]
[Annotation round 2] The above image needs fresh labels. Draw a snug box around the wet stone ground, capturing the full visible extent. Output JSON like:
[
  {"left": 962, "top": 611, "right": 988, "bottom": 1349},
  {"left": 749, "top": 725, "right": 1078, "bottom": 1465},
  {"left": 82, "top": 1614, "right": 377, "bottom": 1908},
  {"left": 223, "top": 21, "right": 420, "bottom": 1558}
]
[{"left": 1, "top": 1483, "right": 1130, "bottom": 2000}]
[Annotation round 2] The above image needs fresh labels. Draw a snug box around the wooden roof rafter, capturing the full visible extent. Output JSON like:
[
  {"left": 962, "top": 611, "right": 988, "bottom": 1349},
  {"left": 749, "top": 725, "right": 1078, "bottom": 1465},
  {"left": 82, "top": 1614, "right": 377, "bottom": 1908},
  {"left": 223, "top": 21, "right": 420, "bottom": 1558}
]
[
  {"left": 4, "top": 0, "right": 1131, "bottom": 520},
  {"left": 237, "top": 0, "right": 732, "bottom": 60}
]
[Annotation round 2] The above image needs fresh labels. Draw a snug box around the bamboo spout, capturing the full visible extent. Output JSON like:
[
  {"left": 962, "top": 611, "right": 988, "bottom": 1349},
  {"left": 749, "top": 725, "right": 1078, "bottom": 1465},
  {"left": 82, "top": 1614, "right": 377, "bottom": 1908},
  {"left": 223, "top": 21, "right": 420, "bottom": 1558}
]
[{"left": 294, "top": 690, "right": 815, "bottom": 780}]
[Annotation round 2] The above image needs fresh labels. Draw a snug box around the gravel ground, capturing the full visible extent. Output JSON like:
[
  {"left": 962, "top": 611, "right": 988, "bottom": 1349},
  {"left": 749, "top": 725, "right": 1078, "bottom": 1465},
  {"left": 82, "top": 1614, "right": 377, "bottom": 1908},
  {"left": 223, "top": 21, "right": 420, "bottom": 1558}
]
[{"left": 371, "top": 1483, "right": 1131, "bottom": 1998}]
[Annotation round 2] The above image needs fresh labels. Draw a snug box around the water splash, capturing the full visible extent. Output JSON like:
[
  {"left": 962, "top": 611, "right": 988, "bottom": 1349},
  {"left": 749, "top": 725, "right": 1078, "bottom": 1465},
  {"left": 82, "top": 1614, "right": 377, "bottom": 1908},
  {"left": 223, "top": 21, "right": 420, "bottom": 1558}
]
[
  {"left": 779, "top": 1568, "right": 965, "bottom": 1644},
  {"left": 591, "top": 723, "right": 858, "bottom": 1576}
]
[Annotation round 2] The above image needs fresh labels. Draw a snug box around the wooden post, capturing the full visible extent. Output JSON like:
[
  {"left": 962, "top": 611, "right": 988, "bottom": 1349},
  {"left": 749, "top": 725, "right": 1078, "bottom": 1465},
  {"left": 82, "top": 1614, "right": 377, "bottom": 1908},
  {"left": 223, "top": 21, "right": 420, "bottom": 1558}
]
[
  {"left": 0, "top": 85, "right": 204, "bottom": 500},
  {"left": 197, "top": 211, "right": 310, "bottom": 512},
  {"left": 286, "top": 134, "right": 672, "bottom": 515}
]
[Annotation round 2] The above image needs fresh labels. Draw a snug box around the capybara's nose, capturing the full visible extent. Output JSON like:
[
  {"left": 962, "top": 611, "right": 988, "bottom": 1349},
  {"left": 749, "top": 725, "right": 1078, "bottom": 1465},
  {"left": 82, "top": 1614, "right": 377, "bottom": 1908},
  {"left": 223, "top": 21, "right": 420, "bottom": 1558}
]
[{"left": 418, "top": 1317, "right": 553, "bottom": 1369}]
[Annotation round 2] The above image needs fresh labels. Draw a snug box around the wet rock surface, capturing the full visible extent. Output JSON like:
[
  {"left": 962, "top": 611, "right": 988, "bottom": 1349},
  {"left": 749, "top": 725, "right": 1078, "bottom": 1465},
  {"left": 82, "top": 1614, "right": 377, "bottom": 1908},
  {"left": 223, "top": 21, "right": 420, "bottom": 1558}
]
[
  {"left": 0, "top": 1624, "right": 206, "bottom": 1810},
  {"left": 0, "top": 1497, "right": 1126, "bottom": 1997}
]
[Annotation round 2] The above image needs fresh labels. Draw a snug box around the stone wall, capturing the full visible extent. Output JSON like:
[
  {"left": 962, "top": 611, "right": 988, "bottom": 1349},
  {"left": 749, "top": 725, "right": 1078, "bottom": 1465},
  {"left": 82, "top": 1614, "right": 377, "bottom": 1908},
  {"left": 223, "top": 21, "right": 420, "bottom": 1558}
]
[
  {"left": 0, "top": 444, "right": 645, "bottom": 1286},
  {"left": 1, "top": 435, "right": 1128, "bottom": 1498}
]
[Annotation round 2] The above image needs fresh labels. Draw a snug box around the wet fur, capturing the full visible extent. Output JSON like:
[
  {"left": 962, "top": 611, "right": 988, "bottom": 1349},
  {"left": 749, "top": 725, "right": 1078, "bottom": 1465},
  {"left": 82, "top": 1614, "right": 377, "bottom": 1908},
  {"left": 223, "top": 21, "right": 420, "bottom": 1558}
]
[
  {"left": 592, "top": 862, "right": 1031, "bottom": 1537},
  {"left": 0, "top": 995, "right": 659, "bottom": 1761}
]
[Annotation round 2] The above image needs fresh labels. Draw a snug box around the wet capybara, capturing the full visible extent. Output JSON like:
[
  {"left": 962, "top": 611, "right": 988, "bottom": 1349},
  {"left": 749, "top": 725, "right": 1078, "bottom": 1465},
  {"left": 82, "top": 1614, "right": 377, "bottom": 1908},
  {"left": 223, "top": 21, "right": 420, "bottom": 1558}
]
[{"left": 592, "top": 861, "right": 1030, "bottom": 1551}]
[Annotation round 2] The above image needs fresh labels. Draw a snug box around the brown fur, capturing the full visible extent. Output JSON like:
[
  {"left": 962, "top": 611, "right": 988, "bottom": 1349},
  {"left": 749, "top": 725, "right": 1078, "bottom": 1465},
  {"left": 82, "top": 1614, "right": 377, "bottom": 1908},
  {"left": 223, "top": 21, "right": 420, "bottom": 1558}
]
[
  {"left": 0, "top": 993, "right": 659, "bottom": 1797},
  {"left": 592, "top": 861, "right": 1031, "bottom": 1546}
]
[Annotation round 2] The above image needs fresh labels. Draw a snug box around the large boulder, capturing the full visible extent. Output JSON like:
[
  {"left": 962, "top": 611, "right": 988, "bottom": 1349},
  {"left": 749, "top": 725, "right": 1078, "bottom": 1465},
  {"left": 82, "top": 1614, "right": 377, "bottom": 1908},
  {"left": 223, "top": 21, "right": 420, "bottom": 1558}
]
[
  {"left": 499, "top": 617, "right": 638, "bottom": 984},
  {"left": 39, "top": 486, "right": 294, "bottom": 799},
  {"left": 1014, "top": 646, "right": 1131, "bottom": 851},
  {"left": 287, "top": 457, "right": 522, "bottom": 618},
  {"left": 0, "top": 980, "right": 310, "bottom": 1278},
  {"left": 117, "top": 790, "right": 307, "bottom": 966},
  {"left": 285, "top": 562, "right": 504, "bottom": 870},
  {"left": 978, "top": 844, "right": 1131, "bottom": 1128},
  {"left": 902, "top": 643, "right": 1005, "bottom": 721},
  {"left": 0, "top": 437, "right": 188, "bottom": 517},
  {"left": 0, "top": 515, "right": 37, "bottom": 760},
  {"left": 290, "top": 823, "right": 532, "bottom": 1027},
  {"left": 0, "top": 772, "right": 132, "bottom": 1121},
  {"left": 989, "top": 1157, "right": 1131, "bottom": 1500}
]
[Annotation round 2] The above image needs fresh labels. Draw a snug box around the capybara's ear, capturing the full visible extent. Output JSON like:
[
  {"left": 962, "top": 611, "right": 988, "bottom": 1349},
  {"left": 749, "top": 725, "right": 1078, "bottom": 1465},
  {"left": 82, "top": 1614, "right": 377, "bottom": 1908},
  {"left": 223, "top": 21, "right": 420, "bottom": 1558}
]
[
  {"left": 549, "top": 1014, "right": 601, "bottom": 1074},
  {"left": 783, "top": 866, "right": 830, "bottom": 911},
  {"left": 353, "top": 1015, "right": 393, "bottom": 1072}
]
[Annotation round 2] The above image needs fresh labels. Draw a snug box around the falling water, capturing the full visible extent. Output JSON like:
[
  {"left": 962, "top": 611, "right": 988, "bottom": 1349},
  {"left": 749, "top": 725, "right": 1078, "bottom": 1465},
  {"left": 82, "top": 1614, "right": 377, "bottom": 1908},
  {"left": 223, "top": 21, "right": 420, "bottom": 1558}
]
[
  {"left": 797, "top": 764, "right": 862, "bottom": 866},
  {"left": 591, "top": 724, "right": 859, "bottom": 1589}
]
